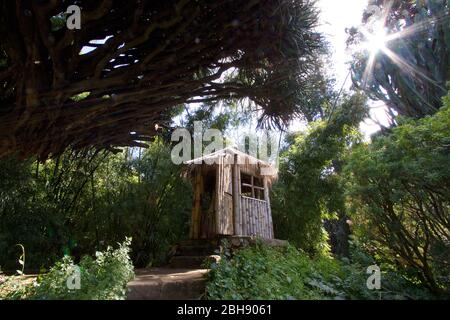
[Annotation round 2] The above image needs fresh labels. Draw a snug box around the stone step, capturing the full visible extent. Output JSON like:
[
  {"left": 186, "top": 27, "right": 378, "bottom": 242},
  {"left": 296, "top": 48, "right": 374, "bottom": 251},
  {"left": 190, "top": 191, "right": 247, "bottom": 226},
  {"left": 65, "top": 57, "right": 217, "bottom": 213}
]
[
  {"left": 175, "top": 244, "right": 219, "bottom": 256},
  {"left": 178, "top": 239, "right": 220, "bottom": 247},
  {"left": 168, "top": 255, "right": 220, "bottom": 269},
  {"left": 127, "top": 268, "right": 208, "bottom": 300},
  {"left": 168, "top": 256, "right": 208, "bottom": 269}
]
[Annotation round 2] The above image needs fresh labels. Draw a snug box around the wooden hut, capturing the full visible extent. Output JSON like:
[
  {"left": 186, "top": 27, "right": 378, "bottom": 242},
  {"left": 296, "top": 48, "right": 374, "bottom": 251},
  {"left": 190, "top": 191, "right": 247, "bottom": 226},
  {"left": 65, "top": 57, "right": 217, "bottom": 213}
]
[{"left": 184, "top": 147, "right": 277, "bottom": 240}]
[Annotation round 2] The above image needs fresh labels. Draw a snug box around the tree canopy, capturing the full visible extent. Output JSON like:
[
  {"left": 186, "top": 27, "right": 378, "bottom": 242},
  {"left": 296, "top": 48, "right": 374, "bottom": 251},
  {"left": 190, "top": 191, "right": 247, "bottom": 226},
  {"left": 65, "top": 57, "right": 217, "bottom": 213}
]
[
  {"left": 349, "top": 0, "right": 449, "bottom": 119},
  {"left": 272, "top": 93, "right": 367, "bottom": 255},
  {"left": 0, "top": 0, "right": 323, "bottom": 159}
]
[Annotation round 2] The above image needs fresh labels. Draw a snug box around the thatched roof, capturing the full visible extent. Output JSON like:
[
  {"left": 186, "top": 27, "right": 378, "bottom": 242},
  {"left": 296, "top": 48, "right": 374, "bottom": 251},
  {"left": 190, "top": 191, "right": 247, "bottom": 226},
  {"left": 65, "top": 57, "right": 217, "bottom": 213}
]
[{"left": 184, "top": 147, "right": 278, "bottom": 182}]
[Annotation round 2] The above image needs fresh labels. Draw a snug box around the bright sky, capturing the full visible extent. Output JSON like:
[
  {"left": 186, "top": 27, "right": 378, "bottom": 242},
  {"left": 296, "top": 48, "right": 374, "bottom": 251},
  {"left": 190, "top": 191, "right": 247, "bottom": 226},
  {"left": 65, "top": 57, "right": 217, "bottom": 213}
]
[
  {"left": 312, "top": 0, "right": 391, "bottom": 139},
  {"left": 317, "top": 0, "right": 367, "bottom": 88}
]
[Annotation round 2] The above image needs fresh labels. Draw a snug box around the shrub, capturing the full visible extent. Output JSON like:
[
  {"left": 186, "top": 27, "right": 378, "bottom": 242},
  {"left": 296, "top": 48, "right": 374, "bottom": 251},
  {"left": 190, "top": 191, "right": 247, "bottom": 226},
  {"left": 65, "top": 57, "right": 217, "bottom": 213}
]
[
  {"left": 344, "top": 97, "right": 450, "bottom": 294},
  {"left": 205, "top": 242, "right": 436, "bottom": 300},
  {"left": 1, "top": 238, "right": 134, "bottom": 300},
  {"left": 0, "top": 139, "right": 192, "bottom": 271}
]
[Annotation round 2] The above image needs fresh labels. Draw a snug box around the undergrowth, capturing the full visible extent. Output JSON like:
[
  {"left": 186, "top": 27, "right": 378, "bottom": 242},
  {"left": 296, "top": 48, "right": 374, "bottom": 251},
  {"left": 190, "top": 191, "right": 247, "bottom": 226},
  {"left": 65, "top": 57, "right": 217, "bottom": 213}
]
[
  {"left": 1, "top": 238, "right": 134, "bottom": 300},
  {"left": 206, "top": 242, "right": 436, "bottom": 300}
]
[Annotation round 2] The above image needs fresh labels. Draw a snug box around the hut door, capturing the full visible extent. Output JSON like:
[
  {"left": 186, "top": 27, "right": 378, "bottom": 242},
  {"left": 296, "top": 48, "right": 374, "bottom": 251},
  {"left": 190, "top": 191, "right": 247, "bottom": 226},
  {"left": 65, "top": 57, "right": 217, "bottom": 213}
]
[
  {"left": 199, "top": 169, "right": 217, "bottom": 239},
  {"left": 216, "top": 164, "right": 234, "bottom": 235}
]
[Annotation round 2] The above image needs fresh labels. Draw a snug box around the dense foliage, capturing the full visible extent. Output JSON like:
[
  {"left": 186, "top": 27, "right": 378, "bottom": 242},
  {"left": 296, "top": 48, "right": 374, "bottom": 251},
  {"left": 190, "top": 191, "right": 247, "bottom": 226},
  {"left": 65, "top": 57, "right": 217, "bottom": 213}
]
[
  {"left": 0, "top": 0, "right": 325, "bottom": 159},
  {"left": 1, "top": 239, "right": 134, "bottom": 300},
  {"left": 1, "top": 0, "right": 449, "bottom": 301},
  {"left": 0, "top": 138, "right": 192, "bottom": 271},
  {"left": 270, "top": 89, "right": 449, "bottom": 297},
  {"left": 344, "top": 93, "right": 450, "bottom": 294},
  {"left": 271, "top": 94, "right": 367, "bottom": 255},
  {"left": 206, "top": 242, "right": 434, "bottom": 300}
]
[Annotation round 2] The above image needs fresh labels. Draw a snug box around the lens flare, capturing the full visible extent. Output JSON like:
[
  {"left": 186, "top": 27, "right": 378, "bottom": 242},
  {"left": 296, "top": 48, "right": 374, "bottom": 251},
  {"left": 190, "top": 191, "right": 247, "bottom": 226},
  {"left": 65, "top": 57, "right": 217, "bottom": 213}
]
[
  {"left": 355, "top": 0, "right": 447, "bottom": 93},
  {"left": 366, "top": 29, "right": 387, "bottom": 53}
]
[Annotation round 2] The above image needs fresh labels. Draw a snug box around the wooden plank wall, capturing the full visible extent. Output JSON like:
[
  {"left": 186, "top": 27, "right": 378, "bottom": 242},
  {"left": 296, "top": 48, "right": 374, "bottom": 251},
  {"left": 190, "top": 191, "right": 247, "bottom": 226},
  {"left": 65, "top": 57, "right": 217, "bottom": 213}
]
[
  {"left": 216, "top": 159, "right": 234, "bottom": 235},
  {"left": 232, "top": 156, "right": 242, "bottom": 235},
  {"left": 220, "top": 193, "right": 234, "bottom": 234},
  {"left": 263, "top": 177, "right": 274, "bottom": 239},
  {"left": 190, "top": 167, "right": 203, "bottom": 239},
  {"left": 240, "top": 196, "right": 273, "bottom": 239}
]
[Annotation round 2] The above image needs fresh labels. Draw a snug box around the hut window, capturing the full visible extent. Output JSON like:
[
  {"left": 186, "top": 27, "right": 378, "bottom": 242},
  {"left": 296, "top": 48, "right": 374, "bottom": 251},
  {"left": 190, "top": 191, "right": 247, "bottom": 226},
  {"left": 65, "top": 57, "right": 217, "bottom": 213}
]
[{"left": 240, "top": 173, "right": 265, "bottom": 200}]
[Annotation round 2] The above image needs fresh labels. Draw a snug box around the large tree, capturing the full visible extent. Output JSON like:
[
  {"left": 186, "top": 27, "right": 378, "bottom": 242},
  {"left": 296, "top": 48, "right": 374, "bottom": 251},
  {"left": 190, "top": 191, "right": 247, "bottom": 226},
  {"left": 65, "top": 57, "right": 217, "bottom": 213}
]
[
  {"left": 349, "top": 0, "right": 449, "bottom": 119},
  {"left": 345, "top": 92, "right": 450, "bottom": 294},
  {"left": 0, "top": 0, "right": 323, "bottom": 159},
  {"left": 271, "top": 93, "right": 367, "bottom": 255}
]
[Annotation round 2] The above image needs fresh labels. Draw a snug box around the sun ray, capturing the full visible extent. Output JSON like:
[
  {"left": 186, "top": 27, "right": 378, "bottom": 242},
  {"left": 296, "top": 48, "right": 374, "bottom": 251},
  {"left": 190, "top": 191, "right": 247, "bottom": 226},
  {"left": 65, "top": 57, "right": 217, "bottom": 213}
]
[
  {"left": 386, "top": 13, "right": 448, "bottom": 42},
  {"left": 361, "top": 50, "right": 377, "bottom": 89},
  {"left": 358, "top": 0, "right": 393, "bottom": 89},
  {"left": 380, "top": 46, "right": 446, "bottom": 91},
  {"left": 357, "top": 0, "right": 448, "bottom": 92}
]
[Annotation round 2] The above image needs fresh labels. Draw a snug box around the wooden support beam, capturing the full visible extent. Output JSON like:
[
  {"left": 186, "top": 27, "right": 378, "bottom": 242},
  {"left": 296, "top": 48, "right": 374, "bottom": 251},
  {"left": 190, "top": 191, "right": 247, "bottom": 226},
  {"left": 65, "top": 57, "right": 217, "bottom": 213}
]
[
  {"left": 232, "top": 154, "right": 242, "bottom": 235},
  {"left": 263, "top": 177, "right": 274, "bottom": 239},
  {"left": 190, "top": 167, "right": 202, "bottom": 239},
  {"left": 214, "top": 162, "right": 221, "bottom": 235}
]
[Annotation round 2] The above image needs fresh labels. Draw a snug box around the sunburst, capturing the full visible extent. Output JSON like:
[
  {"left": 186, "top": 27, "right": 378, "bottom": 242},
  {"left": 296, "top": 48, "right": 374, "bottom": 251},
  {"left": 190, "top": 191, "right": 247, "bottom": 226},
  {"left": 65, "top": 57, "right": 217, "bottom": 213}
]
[{"left": 357, "top": 1, "right": 446, "bottom": 91}]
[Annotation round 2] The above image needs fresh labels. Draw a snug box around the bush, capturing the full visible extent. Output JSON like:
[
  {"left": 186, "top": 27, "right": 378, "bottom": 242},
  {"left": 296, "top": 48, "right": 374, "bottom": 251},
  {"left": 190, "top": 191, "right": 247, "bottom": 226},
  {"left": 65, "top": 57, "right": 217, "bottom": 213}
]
[
  {"left": 0, "top": 139, "right": 192, "bottom": 271},
  {"left": 205, "top": 242, "right": 436, "bottom": 300},
  {"left": 2, "top": 238, "right": 134, "bottom": 300},
  {"left": 344, "top": 97, "right": 450, "bottom": 294}
]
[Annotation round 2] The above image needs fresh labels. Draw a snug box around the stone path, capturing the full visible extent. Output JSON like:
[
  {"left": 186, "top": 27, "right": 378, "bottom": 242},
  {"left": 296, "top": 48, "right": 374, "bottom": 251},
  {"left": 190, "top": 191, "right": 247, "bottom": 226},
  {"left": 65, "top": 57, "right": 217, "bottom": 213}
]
[{"left": 126, "top": 268, "right": 208, "bottom": 300}]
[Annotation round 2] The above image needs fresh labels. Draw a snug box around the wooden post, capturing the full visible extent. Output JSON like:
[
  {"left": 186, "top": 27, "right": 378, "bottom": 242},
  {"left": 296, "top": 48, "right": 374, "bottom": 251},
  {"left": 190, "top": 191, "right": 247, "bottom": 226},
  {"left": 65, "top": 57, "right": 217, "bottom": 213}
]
[
  {"left": 214, "top": 160, "right": 222, "bottom": 235},
  {"left": 263, "top": 177, "right": 273, "bottom": 239},
  {"left": 232, "top": 154, "right": 242, "bottom": 235},
  {"left": 250, "top": 175, "right": 255, "bottom": 198},
  {"left": 190, "top": 167, "right": 202, "bottom": 239}
]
